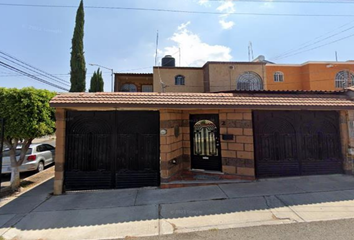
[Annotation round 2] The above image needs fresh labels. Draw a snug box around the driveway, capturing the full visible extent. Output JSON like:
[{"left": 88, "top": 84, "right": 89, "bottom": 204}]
[{"left": 1, "top": 174, "right": 354, "bottom": 239}]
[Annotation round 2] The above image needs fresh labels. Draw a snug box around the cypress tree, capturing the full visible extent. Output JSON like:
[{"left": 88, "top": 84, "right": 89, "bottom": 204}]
[
  {"left": 70, "top": 0, "right": 86, "bottom": 92},
  {"left": 89, "top": 68, "right": 104, "bottom": 92}
]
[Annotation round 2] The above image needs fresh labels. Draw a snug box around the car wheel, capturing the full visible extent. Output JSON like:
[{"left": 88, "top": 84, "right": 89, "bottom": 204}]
[{"left": 37, "top": 161, "right": 44, "bottom": 172}]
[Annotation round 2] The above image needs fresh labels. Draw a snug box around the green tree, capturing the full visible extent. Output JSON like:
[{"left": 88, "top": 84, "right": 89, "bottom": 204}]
[
  {"left": 0, "top": 88, "right": 56, "bottom": 190},
  {"left": 89, "top": 68, "right": 104, "bottom": 92},
  {"left": 70, "top": 0, "right": 86, "bottom": 92}
]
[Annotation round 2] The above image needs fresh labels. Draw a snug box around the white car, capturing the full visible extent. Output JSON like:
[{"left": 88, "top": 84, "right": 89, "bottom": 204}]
[{"left": 1, "top": 143, "right": 55, "bottom": 174}]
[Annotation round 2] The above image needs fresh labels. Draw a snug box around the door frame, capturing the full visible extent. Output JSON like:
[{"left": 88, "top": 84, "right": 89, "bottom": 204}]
[{"left": 189, "top": 114, "right": 222, "bottom": 172}]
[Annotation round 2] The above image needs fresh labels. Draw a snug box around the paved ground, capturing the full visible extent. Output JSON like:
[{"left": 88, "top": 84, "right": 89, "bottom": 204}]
[
  {"left": 1, "top": 174, "right": 354, "bottom": 239},
  {"left": 140, "top": 218, "right": 354, "bottom": 240}
]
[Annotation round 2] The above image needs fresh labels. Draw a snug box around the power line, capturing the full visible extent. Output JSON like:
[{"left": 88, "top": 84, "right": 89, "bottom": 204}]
[
  {"left": 0, "top": 61, "right": 69, "bottom": 91},
  {"left": 0, "top": 72, "right": 112, "bottom": 77},
  {"left": 205, "top": 0, "right": 354, "bottom": 3},
  {"left": 0, "top": 54, "right": 70, "bottom": 87},
  {"left": 274, "top": 32, "right": 354, "bottom": 60},
  {"left": 0, "top": 51, "right": 70, "bottom": 85},
  {"left": 271, "top": 22, "right": 354, "bottom": 60},
  {"left": 0, "top": 3, "right": 354, "bottom": 17}
]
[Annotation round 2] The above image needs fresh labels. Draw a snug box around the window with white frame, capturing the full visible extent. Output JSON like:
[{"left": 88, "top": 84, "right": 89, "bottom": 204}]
[
  {"left": 175, "top": 75, "right": 185, "bottom": 85},
  {"left": 335, "top": 70, "right": 354, "bottom": 88},
  {"left": 274, "top": 71, "right": 284, "bottom": 82}
]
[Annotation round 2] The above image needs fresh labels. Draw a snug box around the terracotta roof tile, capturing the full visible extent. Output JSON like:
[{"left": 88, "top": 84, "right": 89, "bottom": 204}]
[{"left": 50, "top": 92, "right": 354, "bottom": 109}]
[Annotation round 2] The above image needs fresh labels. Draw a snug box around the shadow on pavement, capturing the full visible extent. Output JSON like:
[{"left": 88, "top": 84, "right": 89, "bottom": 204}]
[{"left": 0, "top": 174, "right": 354, "bottom": 231}]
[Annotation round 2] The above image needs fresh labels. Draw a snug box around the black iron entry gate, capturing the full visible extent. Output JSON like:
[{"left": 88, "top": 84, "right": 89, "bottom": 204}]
[
  {"left": 254, "top": 111, "right": 343, "bottom": 178},
  {"left": 64, "top": 111, "right": 160, "bottom": 190}
]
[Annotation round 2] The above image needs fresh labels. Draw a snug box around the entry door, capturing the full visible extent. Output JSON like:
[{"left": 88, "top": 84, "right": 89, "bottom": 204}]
[{"left": 190, "top": 114, "right": 222, "bottom": 171}]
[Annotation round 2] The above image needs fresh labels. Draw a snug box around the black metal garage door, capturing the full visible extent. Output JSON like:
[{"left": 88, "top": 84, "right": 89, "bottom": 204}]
[
  {"left": 64, "top": 111, "right": 160, "bottom": 190},
  {"left": 254, "top": 111, "right": 343, "bottom": 178}
]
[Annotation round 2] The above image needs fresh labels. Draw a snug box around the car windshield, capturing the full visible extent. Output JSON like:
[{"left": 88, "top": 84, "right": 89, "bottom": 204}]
[{"left": 2, "top": 148, "right": 32, "bottom": 157}]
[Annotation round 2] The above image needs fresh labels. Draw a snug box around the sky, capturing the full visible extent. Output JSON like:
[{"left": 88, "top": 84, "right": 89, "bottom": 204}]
[{"left": 1, "top": 0, "right": 354, "bottom": 92}]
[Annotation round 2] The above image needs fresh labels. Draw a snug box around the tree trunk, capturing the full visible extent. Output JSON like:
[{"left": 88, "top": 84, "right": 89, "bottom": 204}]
[{"left": 10, "top": 166, "right": 20, "bottom": 191}]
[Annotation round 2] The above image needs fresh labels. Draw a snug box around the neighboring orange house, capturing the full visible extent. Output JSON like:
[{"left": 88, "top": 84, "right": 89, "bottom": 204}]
[
  {"left": 267, "top": 62, "right": 354, "bottom": 91},
  {"left": 114, "top": 56, "right": 354, "bottom": 93}
]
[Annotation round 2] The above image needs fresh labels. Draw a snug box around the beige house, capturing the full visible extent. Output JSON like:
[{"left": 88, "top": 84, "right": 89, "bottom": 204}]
[{"left": 115, "top": 56, "right": 354, "bottom": 93}]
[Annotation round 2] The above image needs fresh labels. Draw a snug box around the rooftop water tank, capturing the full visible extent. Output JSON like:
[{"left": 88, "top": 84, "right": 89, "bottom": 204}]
[{"left": 162, "top": 55, "right": 175, "bottom": 67}]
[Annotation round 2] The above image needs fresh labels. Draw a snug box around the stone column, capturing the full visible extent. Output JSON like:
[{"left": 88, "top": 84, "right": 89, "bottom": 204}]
[
  {"left": 53, "top": 108, "right": 66, "bottom": 195},
  {"left": 345, "top": 110, "right": 354, "bottom": 175}
]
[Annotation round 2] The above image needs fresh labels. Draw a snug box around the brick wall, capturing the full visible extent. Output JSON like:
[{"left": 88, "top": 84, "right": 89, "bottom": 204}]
[
  {"left": 343, "top": 110, "right": 354, "bottom": 174},
  {"left": 160, "top": 110, "right": 186, "bottom": 182},
  {"left": 160, "top": 109, "right": 255, "bottom": 181},
  {"left": 219, "top": 109, "right": 255, "bottom": 177}
]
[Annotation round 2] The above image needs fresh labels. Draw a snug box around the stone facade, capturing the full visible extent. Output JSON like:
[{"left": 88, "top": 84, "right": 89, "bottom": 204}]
[
  {"left": 344, "top": 110, "right": 354, "bottom": 174},
  {"left": 53, "top": 108, "right": 66, "bottom": 195},
  {"left": 159, "top": 109, "right": 255, "bottom": 182},
  {"left": 53, "top": 107, "right": 354, "bottom": 194}
]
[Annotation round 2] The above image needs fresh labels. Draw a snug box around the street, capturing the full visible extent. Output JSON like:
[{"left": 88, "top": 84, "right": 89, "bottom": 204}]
[
  {"left": 141, "top": 218, "right": 354, "bottom": 240},
  {"left": 2, "top": 174, "right": 354, "bottom": 240},
  {"left": 1, "top": 139, "right": 55, "bottom": 189}
]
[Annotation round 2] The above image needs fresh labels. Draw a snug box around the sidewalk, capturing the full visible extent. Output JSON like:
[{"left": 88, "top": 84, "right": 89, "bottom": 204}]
[{"left": 1, "top": 174, "right": 354, "bottom": 239}]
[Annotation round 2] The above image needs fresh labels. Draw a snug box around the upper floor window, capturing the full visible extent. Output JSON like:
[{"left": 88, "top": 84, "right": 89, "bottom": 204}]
[
  {"left": 335, "top": 70, "right": 354, "bottom": 88},
  {"left": 236, "top": 71, "right": 263, "bottom": 91},
  {"left": 175, "top": 75, "right": 185, "bottom": 85},
  {"left": 121, "top": 83, "right": 137, "bottom": 92},
  {"left": 142, "top": 85, "right": 153, "bottom": 92},
  {"left": 274, "top": 71, "right": 284, "bottom": 82}
]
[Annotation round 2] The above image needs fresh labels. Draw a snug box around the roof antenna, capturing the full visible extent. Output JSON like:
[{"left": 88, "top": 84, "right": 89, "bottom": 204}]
[
  {"left": 335, "top": 51, "right": 338, "bottom": 62},
  {"left": 155, "top": 30, "right": 159, "bottom": 66},
  {"left": 248, "top": 42, "right": 254, "bottom": 62},
  {"left": 179, "top": 47, "right": 181, "bottom": 67}
]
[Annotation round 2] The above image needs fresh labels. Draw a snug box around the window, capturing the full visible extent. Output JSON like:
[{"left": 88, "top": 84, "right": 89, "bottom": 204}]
[
  {"left": 236, "top": 71, "right": 263, "bottom": 90},
  {"left": 121, "top": 84, "right": 137, "bottom": 92},
  {"left": 3, "top": 148, "right": 32, "bottom": 157},
  {"left": 175, "top": 75, "right": 185, "bottom": 85},
  {"left": 37, "top": 145, "right": 46, "bottom": 152},
  {"left": 335, "top": 70, "right": 354, "bottom": 88},
  {"left": 274, "top": 71, "right": 284, "bottom": 82},
  {"left": 142, "top": 85, "right": 153, "bottom": 92},
  {"left": 44, "top": 144, "right": 55, "bottom": 150}
]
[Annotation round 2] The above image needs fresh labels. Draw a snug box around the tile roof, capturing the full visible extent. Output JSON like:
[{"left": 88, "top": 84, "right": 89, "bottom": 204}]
[{"left": 50, "top": 92, "right": 354, "bottom": 110}]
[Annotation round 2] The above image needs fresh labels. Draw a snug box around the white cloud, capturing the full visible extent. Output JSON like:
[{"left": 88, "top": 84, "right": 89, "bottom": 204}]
[
  {"left": 219, "top": 19, "right": 235, "bottom": 30},
  {"left": 163, "top": 22, "right": 232, "bottom": 67},
  {"left": 216, "top": 0, "right": 236, "bottom": 30},
  {"left": 197, "top": 0, "right": 210, "bottom": 6},
  {"left": 216, "top": 1, "right": 235, "bottom": 13}
]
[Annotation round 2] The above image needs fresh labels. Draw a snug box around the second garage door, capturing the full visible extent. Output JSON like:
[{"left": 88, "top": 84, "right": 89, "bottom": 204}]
[{"left": 254, "top": 111, "right": 343, "bottom": 178}]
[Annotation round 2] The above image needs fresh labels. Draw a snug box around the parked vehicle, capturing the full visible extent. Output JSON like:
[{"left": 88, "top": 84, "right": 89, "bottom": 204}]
[{"left": 1, "top": 144, "right": 55, "bottom": 174}]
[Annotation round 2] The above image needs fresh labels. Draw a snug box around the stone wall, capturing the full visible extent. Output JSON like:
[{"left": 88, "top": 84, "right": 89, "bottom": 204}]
[
  {"left": 160, "top": 109, "right": 255, "bottom": 181},
  {"left": 160, "top": 110, "right": 186, "bottom": 182},
  {"left": 53, "top": 108, "right": 66, "bottom": 195},
  {"left": 343, "top": 110, "right": 354, "bottom": 174}
]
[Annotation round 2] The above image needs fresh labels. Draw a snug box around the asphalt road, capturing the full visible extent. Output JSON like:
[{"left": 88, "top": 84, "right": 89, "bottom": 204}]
[
  {"left": 1, "top": 139, "right": 56, "bottom": 188},
  {"left": 142, "top": 219, "right": 354, "bottom": 240}
]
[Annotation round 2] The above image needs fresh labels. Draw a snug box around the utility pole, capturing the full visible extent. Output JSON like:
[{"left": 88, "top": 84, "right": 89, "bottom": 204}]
[{"left": 335, "top": 51, "right": 338, "bottom": 62}]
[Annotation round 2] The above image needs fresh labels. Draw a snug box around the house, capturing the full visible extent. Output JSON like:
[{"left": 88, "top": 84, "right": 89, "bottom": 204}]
[
  {"left": 114, "top": 56, "right": 354, "bottom": 93},
  {"left": 50, "top": 89, "right": 354, "bottom": 195}
]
